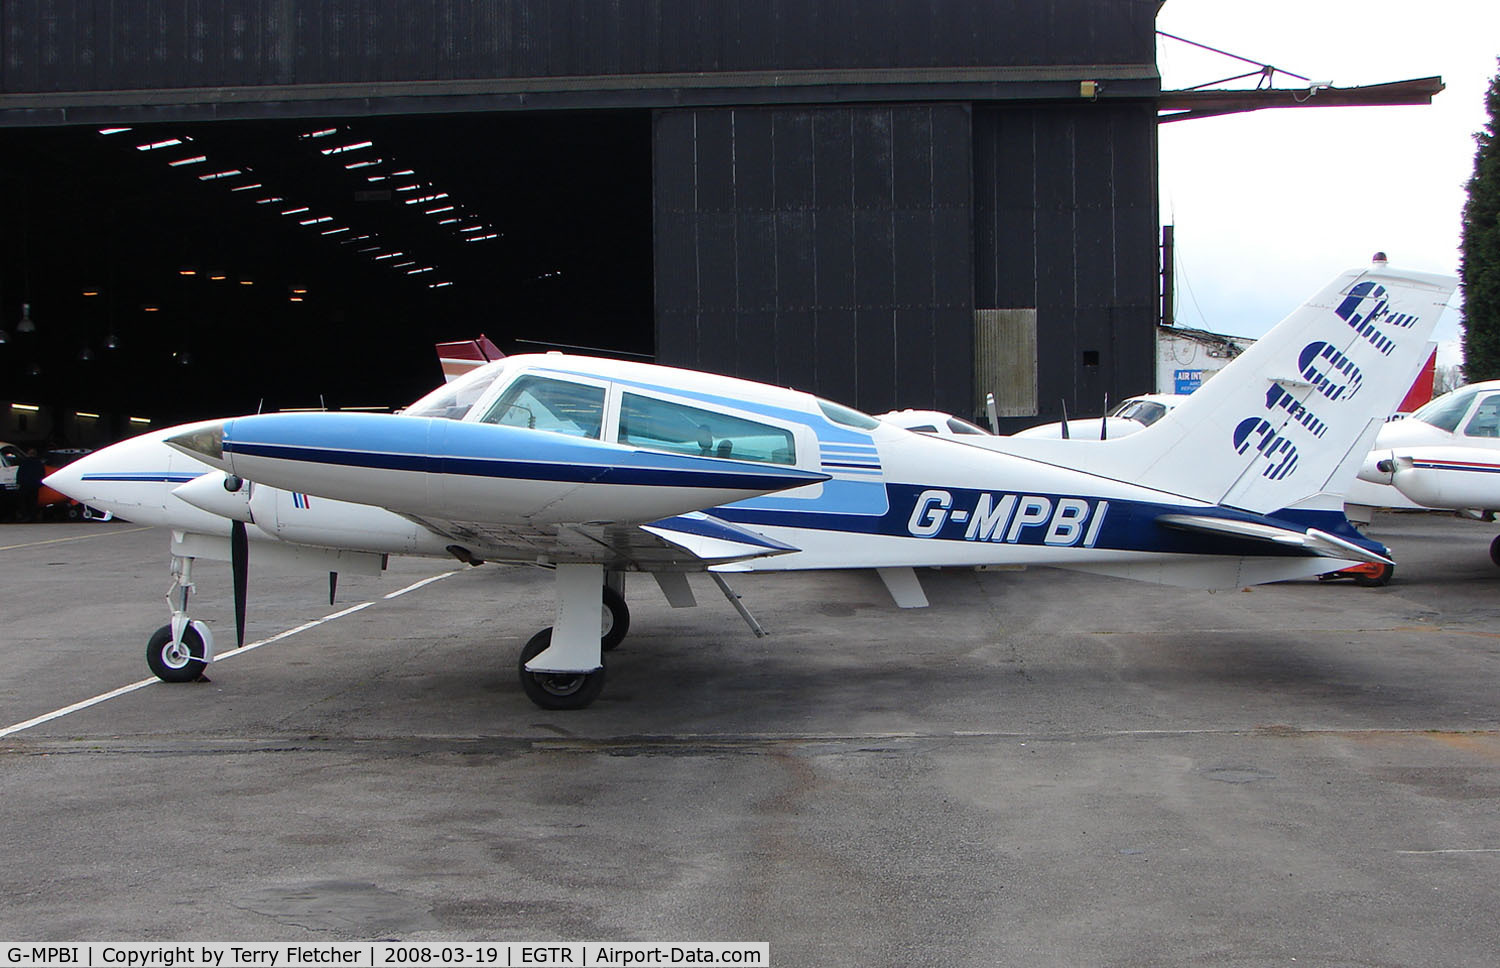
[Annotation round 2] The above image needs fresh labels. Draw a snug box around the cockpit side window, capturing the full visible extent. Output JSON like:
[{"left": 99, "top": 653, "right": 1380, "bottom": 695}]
[
  {"left": 479, "top": 376, "right": 606, "bottom": 439},
  {"left": 1463, "top": 395, "right": 1500, "bottom": 438},
  {"left": 618, "top": 392, "right": 796, "bottom": 465},
  {"left": 403, "top": 365, "right": 507, "bottom": 421},
  {"left": 1412, "top": 388, "right": 1480, "bottom": 433}
]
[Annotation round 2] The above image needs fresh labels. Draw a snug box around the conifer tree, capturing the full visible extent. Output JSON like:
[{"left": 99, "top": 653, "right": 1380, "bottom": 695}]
[{"left": 1461, "top": 61, "right": 1500, "bottom": 381}]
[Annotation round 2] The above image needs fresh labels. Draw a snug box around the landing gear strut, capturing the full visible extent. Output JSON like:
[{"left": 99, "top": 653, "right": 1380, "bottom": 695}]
[
  {"left": 146, "top": 554, "right": 216, "bottom": 682},
  {"left": 516, "top": 564, "right": 637, "bottom": 709}
]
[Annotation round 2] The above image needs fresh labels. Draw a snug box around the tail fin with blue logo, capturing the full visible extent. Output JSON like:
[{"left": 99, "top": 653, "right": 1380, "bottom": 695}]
[{"left": 1002, "top": 258, "right": 1456, "bottom": 516}]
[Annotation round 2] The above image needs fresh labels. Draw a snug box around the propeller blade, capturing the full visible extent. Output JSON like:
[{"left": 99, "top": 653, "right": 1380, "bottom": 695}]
[
  {"left": 1101, "top": 393, "right": 1109, "bottom": 441},
  {"left": 329, "top": 571, "right": 339, "bottom": 606},
  {"left": 1059, "top": 400, "right": 1070, "bottom": 440},
  {"left": 231, "top": 519, "right": 249, "bottom": 648}
]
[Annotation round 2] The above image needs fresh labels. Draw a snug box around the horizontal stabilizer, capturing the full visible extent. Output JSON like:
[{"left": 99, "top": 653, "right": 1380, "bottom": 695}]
[
  {"left": 1156, "top": 513, "right": 1391, "bottom": 565},
  {"left": 641, "top": 512, "right": 800, "bottom": 563}
]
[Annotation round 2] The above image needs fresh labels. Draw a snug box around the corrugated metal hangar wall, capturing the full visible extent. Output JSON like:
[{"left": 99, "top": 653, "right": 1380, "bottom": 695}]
[{"left": 0, "top": 0, "right": 1160, "bottom": 427}]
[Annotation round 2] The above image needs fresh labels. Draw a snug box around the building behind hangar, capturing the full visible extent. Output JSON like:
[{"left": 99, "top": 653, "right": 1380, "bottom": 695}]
[{"left": 0, "top": 0, "right": 1160, "bottom": 431}]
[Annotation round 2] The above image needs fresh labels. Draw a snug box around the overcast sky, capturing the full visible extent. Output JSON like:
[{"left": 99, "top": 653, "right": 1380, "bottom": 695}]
[{"left": 1155, "top": 1, "right": 1500, "bottom": 369}]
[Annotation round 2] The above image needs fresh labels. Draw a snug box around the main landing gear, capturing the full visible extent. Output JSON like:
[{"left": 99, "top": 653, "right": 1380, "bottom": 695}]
[
  {"left": 146, "top": 554, "right": 216, "bottom": 682},
  {"left": 517, "top": 564, "right": 631, "bottom": 710}
]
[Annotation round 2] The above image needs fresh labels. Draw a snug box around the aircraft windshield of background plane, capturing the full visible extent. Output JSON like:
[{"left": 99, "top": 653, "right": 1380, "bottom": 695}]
[
  {"left": 1411, "top": 386, "right": 1483, "bottom": 432},
  {"left": 817, "top": 399, "right": 882, "bottom": 430},
  {"left": 1113, "top": 399, "right": 1170, "bottom": 426},
  {"left": 947, "top": 416, "right": 989, "bottom": 435},
  {"left": 479, "top": 375, "right": 606, "bottom": 439},
  {"left": 403, "top": 362, "right": 508, "bottom": 420},
  {"left": 617, "top": 392, "right": 796, "bottom": 464}
]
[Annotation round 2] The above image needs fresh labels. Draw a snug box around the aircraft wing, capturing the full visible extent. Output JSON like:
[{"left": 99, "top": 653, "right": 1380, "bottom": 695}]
[{"left": 401, "top": 510, "right": 800, "bottom": 571}]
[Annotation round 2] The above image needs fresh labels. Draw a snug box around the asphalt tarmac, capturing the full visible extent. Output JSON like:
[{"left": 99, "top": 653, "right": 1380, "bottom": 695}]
[{"left": 2, "top": 513, "right": 1498, "bottom": 966}]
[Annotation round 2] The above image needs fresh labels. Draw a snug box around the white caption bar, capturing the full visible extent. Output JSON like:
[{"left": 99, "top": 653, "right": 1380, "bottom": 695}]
[{"left": 0, "top": 942, "right": 770, "bottom": 967}]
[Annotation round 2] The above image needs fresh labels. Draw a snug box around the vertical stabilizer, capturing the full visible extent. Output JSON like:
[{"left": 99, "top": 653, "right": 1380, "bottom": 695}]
[{"left": 999, "top": 259, "right": 1455, "bottom": 515}]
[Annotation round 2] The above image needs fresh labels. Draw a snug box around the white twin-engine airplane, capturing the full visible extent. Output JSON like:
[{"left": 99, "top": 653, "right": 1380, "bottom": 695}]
[
  {"left": 1356, "top": 378, "right": 1500, "bottom": 566},
  {"left": 48, "top": 260, "right": 1454, "bottom": 709}
]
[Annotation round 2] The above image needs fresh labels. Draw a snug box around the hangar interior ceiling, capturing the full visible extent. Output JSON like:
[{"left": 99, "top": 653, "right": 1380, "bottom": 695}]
[{"left": 0, "top": 111, "right": 653, "bottom": 433}]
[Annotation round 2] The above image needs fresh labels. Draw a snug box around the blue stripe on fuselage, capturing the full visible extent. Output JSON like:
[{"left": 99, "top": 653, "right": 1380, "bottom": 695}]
[
  {"left": 714, "top": 483, "right": 1385, "bottom": 558},
  {"left": 82, "top": 472, "right": 202, "bottom": 484}
]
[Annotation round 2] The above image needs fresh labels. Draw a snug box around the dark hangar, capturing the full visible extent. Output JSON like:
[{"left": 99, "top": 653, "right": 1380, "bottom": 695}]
[{"left": 0, "top": 0, "right": 1163, "bottom": 443}]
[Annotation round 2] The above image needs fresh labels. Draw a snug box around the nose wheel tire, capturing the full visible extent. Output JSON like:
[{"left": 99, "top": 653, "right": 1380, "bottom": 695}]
[
  {"left": 518, "top": 628, "right": 606, "bottom": 710},
  {"left": 601, "top": 585, "right": 630, "bottom": 652},
  {"left": 146, "top": 624, "right": 208, "bottom": 683}
]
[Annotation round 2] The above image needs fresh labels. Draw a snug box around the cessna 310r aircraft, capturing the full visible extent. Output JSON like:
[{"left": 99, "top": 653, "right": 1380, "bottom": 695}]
[{"left": 49, "top": 259, "right": 1454, "bottom": 709}]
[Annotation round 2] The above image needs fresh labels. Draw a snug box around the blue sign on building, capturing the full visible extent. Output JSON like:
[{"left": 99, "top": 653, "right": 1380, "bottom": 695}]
[{"left": 1174, "top": 369, "right": 1205, "bottom": 394}]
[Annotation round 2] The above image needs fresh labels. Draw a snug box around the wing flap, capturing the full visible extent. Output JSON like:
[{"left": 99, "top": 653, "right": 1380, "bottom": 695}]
[{"left": 403, "top": 511, "right": 797, "bottom": 571}]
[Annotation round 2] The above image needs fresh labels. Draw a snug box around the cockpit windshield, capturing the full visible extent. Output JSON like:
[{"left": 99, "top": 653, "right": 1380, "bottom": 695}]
[
  {"left": 1111, "top": 399, "right": 1169, "bottom": 426},
  {"left": 1410, "top": 387, "right": 1481, "bottom": 433},
  {"left": 403, "top": 363, "right": 508, "bottom": 421}
]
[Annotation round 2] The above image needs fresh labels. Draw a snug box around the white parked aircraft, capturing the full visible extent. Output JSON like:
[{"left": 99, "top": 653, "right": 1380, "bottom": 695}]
[
  {"left": 1356, "top": 379, "right": 1500, "bottom": 565},
  {"left": 1010, "top": 393, "right": 1185, "bottom": 440},
  {"left": 50, "top": 260, "right": 1454, "bottom": 709}
]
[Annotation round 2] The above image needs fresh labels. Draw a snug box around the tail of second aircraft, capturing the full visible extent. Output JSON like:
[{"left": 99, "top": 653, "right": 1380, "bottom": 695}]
[{"left": 1001, "top": 257, "right": 1456, "bottom": 517}]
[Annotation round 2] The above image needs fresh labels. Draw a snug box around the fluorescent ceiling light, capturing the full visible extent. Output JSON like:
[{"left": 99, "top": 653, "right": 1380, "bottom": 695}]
[{"left": 320, "top": 141, "right": 373, "bottom": 155}]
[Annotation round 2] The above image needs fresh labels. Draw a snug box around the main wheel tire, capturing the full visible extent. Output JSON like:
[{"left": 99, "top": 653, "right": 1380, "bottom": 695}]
[
  {"left": 146, "top": 624, "right": 208, "bottom": 683},
  {"left": 1353, "top": 562, "right": 1395, "bottom": 587},
  {"left": 601, "top": 585, "right": 630, "bottom": 652},
  {"left": 518, "top": 628, "right": 606, "bottom": 710},
  {"left": 1490, "top": 534, "right": 1500, "bottom": 568}
]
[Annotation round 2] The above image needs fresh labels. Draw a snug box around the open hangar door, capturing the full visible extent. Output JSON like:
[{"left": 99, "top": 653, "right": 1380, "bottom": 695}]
[{"left": 0, "top": 110, "right": 653, "bottom": 442}]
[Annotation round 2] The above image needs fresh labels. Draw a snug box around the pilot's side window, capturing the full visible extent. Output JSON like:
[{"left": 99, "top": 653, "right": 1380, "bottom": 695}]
[
  {"left": 1463, "top": 397, "right": 1500, "bottom": 438},
  {"left": 479, "top": 376, "right": 606, "bottom": 439},
  {"left": 617, "top": 393, "right": 796, "bottom": 465}
]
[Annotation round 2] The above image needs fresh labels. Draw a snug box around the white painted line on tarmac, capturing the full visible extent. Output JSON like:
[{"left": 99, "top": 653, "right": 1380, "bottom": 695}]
[
  {"left": 0, "top": 526, "right": 152, "bottom": 552},
  {"left": 0, "top": 570, "right": 458, "bottom": 738},
  {"left": 384, "top": 570, "right": 459, "bottom": 599},
  {"left": 0, "top": 678, "right": 157, "bottom": 738},
  {"left": 1396, "top": 848, "right": 1500, "bottom": 855}
]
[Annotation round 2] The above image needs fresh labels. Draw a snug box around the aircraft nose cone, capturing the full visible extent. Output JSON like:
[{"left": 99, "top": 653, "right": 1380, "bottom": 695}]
[
  {"left": 166, "top": 422, "right": 228, "bottom": 469},
  {"left": 42, "top": 461, "right": 87, "bottom": 503}
]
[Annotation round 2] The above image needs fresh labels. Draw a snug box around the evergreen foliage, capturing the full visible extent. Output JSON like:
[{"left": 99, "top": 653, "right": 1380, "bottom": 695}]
[{"left": 1461, "top": 61, "right": 1500, "bottom": 381}]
